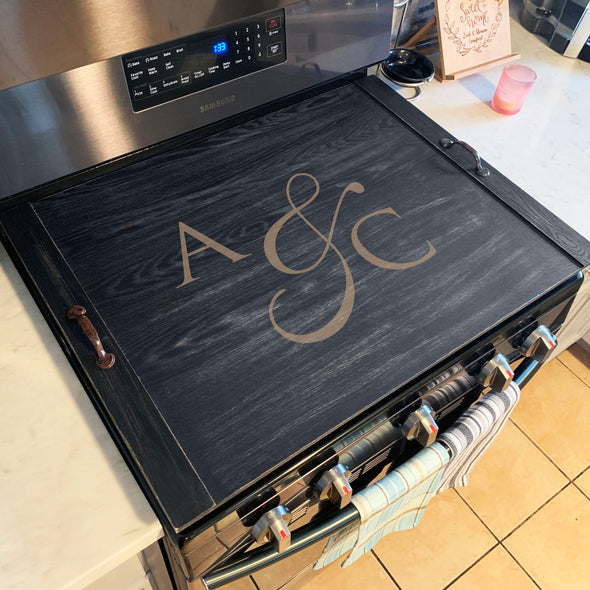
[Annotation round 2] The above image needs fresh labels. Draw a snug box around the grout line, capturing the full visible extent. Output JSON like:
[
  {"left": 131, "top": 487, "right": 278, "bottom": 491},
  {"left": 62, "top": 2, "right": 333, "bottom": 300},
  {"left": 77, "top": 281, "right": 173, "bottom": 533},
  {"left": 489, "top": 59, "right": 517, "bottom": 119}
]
[
  {"left": 439, "top": 542, "right": 500, "bottom": 590},
  {"left": 574, "top": 463, "right": 590, "bottom": 479},
  {"left": 249, "top": 575, "right": 261, "bottom": 590},
  {"left": 557, "top": 353, "right": 590, "bottom": 387},
  {"left": 508, "top": 418, "right": 573, "bottom": 481},
  {"left": 572, "top": 480, "right": 590, "bottom": 502},
  {"left": 453, "top": 488, "right": 501, "bottom": 542},
  {"left": 500, "top": 481, "right": 571, "bottom": 543},
  {"left": 500, "top": 543, "right": 543, "bottom": 590},
  {"left": 370, "top": 549, "right": 402, "bottom": 589},
  {"left": 557, "top": 351, "right": 590, "bottom": 390}
]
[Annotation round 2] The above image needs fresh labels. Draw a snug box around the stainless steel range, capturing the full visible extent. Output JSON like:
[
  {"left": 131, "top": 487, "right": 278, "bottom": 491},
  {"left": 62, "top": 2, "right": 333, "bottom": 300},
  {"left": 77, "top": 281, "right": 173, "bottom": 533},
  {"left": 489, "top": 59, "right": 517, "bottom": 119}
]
[{"left": 1, "top": 1, "right": 588, "bottom": 589}]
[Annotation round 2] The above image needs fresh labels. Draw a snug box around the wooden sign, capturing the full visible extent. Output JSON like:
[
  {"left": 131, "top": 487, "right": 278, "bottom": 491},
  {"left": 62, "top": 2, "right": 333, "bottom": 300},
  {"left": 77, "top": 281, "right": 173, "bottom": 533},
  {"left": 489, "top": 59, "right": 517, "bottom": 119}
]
[{"left": 434, "top": 0, "right": 519, "bottom": 80}]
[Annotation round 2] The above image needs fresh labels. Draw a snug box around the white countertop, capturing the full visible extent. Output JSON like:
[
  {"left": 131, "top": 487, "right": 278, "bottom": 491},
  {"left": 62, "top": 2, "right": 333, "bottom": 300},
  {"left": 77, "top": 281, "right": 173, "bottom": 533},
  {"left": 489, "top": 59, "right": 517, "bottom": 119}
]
[
  {"left": 1, "top": 17, "right": 589, "bottom": 590},
  {"left": 383, "top": 17, "right": 590, "bottom": 242},
  {"left": 0, "top": 244, "right": 162, "bottom": 590}
]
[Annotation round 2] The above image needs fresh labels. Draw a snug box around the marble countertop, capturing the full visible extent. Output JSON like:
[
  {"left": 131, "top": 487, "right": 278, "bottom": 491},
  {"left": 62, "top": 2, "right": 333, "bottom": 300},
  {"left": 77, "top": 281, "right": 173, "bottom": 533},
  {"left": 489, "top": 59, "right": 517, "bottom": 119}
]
[
  {"left": 1, "top": 16, "right": 589, "bottom": 590},
  {"left": 0, "top": 244, "right": 162, "bottom": 590},
  {"left": 382, "top": 17, "right": 590, "bottom": 242}
]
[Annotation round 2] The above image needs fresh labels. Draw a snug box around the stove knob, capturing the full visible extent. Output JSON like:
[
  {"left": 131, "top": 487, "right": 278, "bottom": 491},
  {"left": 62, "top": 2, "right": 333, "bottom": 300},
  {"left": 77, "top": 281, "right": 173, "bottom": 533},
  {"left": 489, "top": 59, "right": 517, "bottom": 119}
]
[
  {"left": 314, "top": 464, "right": 353, "bottom": 509},
  {"left": 521, "top": 325, "right": 557, "bottom": 363},
  {"left": 401, "top": 404, "right": 438, "bottom": 447},
  {"left": 251, "top": 505, "right": 292, "bottom": 553},
  {"left": 478, "top": 353, "right": 513, "bottom": 392}
]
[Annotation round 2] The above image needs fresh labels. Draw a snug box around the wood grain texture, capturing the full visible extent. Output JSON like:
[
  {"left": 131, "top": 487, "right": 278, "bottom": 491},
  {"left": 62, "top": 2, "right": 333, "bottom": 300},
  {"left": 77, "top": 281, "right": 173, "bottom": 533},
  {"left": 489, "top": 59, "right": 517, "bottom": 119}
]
[
  {"left": 10, "top": 82, "right": 583, "bottom": 522},
  {"left": 357, "top": 76, "right": 590, "bottom": 266},
  {"left": 0, "top": 206, "right": 214, "bottom": 532}
]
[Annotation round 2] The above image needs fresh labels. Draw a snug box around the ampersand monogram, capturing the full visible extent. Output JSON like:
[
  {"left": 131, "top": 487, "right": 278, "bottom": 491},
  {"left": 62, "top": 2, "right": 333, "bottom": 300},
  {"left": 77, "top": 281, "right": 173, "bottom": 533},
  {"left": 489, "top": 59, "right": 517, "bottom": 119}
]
[
  {"left": 263, "top": 173, "right": 364, "bottom": 343},
  {"left": 176, "top": 173, "right": 436, "bottom": 343}
]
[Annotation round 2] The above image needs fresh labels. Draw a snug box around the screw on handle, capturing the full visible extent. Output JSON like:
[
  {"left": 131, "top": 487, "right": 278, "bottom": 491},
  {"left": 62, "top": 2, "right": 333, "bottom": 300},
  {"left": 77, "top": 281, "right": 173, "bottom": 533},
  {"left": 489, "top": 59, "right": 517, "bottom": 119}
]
[
  {"left": 439, "top": 138, "right": 491, "bottom": 177},
  {"left": 67, "top": 305, "right": 115, "bottom": 369}
]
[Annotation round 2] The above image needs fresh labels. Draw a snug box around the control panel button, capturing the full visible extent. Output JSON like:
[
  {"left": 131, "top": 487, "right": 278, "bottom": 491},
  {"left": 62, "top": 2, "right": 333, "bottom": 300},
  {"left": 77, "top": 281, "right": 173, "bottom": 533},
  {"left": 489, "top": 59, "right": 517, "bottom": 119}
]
[
  {"left": 147, "top": 65, "right": 160, "bottom": 77},
  {"left": 478, "top": 353, "right": 513, "bottom": 392},
  {"left": 129, "top": 69, "right": 145, "bottom": 82},
  {"left": 132, "top": 85, "right": 148, "bottom": 100},
  {"left": 401, "top": 404, "right": 439, "bottom": 447},
  {"left": 266, "top": 15, "right": 282, "bottom": 32},
  {"left": 267, "top": 42, "right": 283, "bottom": 57},
  {"left": 161, "top": 75, "right": 180, "bottom": 90},
  {"left": 251, "top": 505, "right": 292, "bottom": 553},
  {"left": 123, "top": 8, "right": 286, "bottom": 112},
  {"left": 521, "top": 325, "right": 556, "bottom": 363},
  {"left": 314, "top": 464, "right": 353, "bottom": 509}
]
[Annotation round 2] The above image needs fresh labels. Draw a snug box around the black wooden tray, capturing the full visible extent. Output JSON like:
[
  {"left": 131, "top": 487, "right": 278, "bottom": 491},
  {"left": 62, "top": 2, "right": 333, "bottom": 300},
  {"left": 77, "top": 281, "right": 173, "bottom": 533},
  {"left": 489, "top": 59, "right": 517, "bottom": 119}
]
[{"left": 1, "top": 77, "right": 586, "bottom": 536}]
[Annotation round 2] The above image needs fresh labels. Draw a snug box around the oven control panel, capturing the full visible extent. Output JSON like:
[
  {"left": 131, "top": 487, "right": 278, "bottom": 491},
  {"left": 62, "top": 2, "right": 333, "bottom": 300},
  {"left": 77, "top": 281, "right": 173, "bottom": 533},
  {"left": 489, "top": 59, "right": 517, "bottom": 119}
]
[{"left": 122, "top": 9, "right": 286, "bottom": 112}]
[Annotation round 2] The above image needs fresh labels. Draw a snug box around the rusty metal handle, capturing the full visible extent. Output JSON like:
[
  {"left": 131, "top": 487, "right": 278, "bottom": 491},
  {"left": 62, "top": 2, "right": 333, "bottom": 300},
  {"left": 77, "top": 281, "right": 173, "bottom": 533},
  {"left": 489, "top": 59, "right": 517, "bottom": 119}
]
[{"left": 67, "top": 305, "right": 115, "bottom": 369}]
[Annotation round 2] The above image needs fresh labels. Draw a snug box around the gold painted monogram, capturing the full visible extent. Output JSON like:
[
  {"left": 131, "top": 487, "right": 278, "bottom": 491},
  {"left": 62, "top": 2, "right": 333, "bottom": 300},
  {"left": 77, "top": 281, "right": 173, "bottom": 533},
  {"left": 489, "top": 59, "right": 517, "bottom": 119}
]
[
  {"left": 177, "top": 173, "right": 436, "bottom": 343},
  {"left": 263, "top": 173, "right": 363, "bottom": 343}
]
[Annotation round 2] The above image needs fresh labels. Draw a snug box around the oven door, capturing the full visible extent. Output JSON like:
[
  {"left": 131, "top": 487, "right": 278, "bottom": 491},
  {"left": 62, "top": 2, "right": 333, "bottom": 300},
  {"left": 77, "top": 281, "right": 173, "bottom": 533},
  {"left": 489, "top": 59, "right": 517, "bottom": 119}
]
[
  {"left": 177, "top": 306, "right": 567, "bottom": 590},
  {"left": 188, "top": 354, "right": 543, "bottom": 590}
]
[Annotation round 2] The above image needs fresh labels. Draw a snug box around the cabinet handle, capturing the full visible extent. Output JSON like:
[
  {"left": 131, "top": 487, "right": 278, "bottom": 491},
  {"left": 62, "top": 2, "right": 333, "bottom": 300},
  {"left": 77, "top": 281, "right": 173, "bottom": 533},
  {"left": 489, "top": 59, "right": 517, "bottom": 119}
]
[{"left": 67, "top": 305, "right": 115, "bottom": 369}]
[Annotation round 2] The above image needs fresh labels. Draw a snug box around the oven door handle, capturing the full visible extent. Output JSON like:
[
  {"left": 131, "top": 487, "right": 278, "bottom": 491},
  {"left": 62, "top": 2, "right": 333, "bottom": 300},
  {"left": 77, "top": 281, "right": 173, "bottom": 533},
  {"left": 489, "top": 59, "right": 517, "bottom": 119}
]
[
  {"left": 203, "top": 357, "right": 542, "bottom": 589},
  {"left": 203, "top": 505, "right": 360, "bottom": 589},
  {"left": 513, "top": 357, "right": 541, "bottom": 389}
]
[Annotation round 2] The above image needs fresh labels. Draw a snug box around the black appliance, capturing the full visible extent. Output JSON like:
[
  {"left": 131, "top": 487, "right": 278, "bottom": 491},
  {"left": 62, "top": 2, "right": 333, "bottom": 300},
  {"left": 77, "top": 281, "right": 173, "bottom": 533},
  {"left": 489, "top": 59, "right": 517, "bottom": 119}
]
[
  {"left": 521, "top": 0, "right": 590, "bottom": 62},
  {"left": 0, "top": 1, "right": 588, "bottom": 588}
]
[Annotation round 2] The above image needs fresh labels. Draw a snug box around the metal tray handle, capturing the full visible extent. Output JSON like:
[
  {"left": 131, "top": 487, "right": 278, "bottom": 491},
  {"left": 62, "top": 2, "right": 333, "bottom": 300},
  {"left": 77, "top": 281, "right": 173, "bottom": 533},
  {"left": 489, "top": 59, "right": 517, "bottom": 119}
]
[
  {"left": 439, "top": 138, "right": 490, "bottom": 177},
  {"left": 67, "top": 305, "right": 115, "bottom": 369}
]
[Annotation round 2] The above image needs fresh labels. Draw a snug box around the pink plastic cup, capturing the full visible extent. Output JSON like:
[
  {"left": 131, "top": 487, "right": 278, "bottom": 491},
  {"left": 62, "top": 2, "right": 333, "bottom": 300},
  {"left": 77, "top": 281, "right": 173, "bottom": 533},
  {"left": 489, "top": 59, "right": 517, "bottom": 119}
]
[{"left": 491, "top": 65, "right": 537, "bottom": 115}]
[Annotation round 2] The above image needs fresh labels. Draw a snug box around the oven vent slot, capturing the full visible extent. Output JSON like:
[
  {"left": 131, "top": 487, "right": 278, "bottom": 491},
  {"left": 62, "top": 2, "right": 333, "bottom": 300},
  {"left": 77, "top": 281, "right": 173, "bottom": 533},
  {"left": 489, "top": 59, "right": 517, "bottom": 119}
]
[
  {"left": 363, "top": 449, "right": 390, "bottom": 474},
  {"left": 289, "top": 504, "right": 308, "bottom": 523}
]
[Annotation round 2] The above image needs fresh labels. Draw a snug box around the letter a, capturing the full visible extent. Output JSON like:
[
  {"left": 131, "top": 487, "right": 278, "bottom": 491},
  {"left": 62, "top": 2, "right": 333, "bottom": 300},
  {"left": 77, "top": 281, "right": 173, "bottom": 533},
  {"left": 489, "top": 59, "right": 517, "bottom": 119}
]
[{"left": 176, "top": 222, "right": 252, "bottom": 288}]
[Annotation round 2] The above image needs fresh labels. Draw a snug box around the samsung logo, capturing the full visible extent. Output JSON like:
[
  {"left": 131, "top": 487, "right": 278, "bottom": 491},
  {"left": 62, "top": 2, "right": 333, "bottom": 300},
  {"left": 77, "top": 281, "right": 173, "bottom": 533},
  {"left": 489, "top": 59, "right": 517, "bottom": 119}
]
[{"left": 200, "top": 95, "right": 236, "bottom": 113}]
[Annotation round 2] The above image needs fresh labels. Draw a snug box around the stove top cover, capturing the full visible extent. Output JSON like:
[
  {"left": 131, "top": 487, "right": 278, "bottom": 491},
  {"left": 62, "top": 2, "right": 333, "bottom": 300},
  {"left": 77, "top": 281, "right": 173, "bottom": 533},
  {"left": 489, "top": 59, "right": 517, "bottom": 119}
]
[{"left": 28, "top": 82, "right": 580, "bottom": 529}]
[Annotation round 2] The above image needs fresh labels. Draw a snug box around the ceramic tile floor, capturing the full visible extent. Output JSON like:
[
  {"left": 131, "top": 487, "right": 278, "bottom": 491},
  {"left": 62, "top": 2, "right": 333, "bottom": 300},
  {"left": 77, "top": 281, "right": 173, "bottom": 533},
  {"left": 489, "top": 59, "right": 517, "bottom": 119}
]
[{"left": 235, "top": 343, "right": 590, "bottom": 590}]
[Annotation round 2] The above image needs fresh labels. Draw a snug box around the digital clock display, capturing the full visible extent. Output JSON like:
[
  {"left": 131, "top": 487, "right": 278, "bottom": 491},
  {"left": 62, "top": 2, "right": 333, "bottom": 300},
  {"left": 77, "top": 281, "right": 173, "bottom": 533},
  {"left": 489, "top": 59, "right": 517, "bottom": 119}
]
[{"left": 213, "top": 41, "right": 228, "bottom": 54}]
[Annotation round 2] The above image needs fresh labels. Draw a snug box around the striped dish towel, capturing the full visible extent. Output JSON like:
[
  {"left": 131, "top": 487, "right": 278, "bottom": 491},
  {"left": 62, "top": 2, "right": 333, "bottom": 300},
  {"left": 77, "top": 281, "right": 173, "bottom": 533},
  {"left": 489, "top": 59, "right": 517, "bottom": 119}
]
[
  {"left": 437, "top": 381, "right": 521, "bottom": 492},
  {"left": 314, "top": 442, "right": 449, "bottom": 569}
]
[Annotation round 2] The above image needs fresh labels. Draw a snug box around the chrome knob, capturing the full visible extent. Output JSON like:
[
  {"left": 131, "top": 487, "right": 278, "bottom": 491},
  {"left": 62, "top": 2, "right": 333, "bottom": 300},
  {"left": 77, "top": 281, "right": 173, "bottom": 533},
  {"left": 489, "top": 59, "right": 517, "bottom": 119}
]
[
  {"left": 401, "top": 404, "right": 438, "bottom": 447},
  {"left": 251, "top": 505, "right": 292, "bottom": 553},
  {"left": 479, "top": 353, "right": 513, "bottom": 392},
  {"left": 314, "top": 464, "right": 353, "bottom": 509},
  {"left": 521, "top": 325, "right": 556, "bottom": 363}
]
